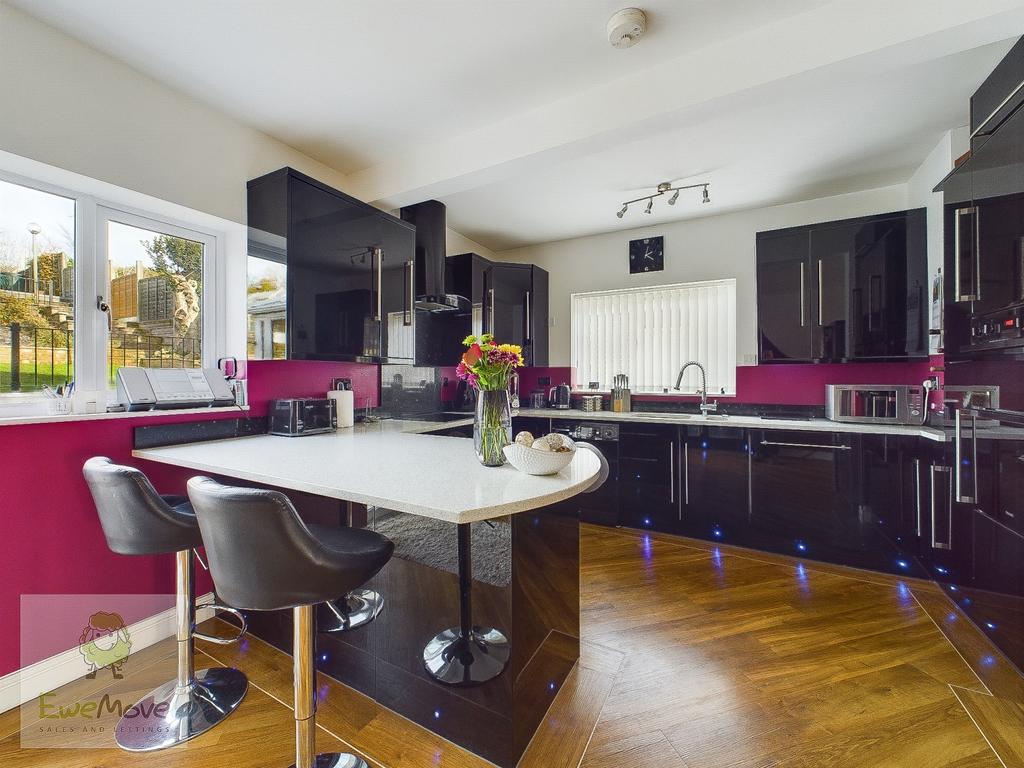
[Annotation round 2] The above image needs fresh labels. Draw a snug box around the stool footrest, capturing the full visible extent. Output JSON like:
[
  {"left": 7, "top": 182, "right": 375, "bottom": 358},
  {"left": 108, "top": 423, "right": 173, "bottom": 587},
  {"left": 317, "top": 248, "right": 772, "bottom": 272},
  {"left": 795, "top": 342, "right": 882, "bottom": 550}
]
[{"left": 194, "top": 602, "right": 247, "bottom": 645}]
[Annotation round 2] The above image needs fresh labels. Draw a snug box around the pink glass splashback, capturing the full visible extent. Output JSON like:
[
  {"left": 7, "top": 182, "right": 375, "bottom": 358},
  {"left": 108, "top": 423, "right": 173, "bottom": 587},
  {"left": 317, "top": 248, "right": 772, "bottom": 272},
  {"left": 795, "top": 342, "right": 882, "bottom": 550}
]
[{"left": 519, "top": 360, "right": 941, "bottom": 406}]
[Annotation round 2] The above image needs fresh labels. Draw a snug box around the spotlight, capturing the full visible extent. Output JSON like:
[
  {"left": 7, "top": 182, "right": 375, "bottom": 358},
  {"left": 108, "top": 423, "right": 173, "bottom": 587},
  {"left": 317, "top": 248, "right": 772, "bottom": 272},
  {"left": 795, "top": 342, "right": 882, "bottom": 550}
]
[
  {"left": 644, "top": 199, "right": 653, "bottom": 214},
  {"left": 702, "top": 186, "right": 710, "bottom": 204},
  {"left": 668, "top": 190, "right": 679, "bottom": 205},
  {"left": 616, "top": 204, "right": 627, "bottom": 218}
]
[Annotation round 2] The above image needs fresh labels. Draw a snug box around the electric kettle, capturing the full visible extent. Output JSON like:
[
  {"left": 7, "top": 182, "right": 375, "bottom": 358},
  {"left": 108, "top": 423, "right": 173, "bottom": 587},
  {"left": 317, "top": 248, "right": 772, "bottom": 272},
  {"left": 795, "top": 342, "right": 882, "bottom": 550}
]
[{"left": 548, "top": 383, "right": 571, "bottom": 410}]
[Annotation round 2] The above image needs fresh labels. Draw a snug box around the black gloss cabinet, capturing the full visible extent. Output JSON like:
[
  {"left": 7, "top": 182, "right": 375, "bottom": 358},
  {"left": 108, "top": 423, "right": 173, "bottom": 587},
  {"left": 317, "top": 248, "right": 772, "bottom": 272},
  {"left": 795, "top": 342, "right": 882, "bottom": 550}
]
[
  {"left": 756, "top": 209, "right": 928, "bottom": 363},
  {"left": 247, "top": 168, "right": 416, "bottom": 363}
]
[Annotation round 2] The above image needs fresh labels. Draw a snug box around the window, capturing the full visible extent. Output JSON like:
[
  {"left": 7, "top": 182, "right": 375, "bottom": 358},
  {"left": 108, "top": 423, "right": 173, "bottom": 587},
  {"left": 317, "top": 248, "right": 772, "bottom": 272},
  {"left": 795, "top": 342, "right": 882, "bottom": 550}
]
[
  {"left": 0, "top": 163, "right": 224, "bottom": 412},
  {"left": 571, "top": 279, "right": 736, "bottom": 395},
  {"left": 0, "top": 178, "right": 76, "bottom": 398},
  {"left": 246, "top": 255, "right": 286, "bottom": 359}
]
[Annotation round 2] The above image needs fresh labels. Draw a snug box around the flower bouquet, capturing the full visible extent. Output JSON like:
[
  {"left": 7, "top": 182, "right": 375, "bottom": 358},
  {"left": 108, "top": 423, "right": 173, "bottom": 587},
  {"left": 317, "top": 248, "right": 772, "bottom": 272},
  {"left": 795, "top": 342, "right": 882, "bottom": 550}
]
[{"left": 456, "top": 334, "right": 525, "bottom": 466}]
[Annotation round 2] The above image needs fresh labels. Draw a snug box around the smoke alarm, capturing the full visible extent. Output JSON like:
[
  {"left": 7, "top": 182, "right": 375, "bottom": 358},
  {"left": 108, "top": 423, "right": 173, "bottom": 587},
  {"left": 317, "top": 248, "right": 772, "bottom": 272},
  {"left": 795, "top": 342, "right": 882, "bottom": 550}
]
[{"left": 607, "top": 8, "right": 647, "bottom": 49}]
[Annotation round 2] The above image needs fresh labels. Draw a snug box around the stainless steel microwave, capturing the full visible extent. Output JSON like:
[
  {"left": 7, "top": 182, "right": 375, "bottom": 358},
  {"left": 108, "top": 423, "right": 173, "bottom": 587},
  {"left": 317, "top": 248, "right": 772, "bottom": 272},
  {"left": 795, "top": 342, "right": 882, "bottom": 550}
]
[{"left": 825, "top": 384, "right": 926, "bottom": 425}]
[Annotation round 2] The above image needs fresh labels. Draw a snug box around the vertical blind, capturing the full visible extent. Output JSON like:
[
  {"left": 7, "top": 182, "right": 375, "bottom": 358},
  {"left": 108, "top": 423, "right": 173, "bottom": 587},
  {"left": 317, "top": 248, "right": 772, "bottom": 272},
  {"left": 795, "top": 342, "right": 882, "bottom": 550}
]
[{"left": 571, "top": 279, "right": 736, "bottom": 395}]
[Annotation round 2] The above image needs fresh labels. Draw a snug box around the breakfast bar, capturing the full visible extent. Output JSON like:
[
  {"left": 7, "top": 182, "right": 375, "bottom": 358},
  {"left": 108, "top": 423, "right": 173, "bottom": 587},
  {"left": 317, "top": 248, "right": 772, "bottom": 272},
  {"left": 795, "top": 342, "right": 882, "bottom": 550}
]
[{"left": 133, "top": 424, "right": 603, "bottom": 767}]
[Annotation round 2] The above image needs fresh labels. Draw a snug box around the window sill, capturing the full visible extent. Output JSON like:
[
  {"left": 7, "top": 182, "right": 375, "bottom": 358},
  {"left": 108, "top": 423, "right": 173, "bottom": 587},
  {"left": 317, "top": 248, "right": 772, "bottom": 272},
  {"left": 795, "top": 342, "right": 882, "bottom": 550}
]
[{"left": 0, "top": 405, "right": 249, "bottom": 428}]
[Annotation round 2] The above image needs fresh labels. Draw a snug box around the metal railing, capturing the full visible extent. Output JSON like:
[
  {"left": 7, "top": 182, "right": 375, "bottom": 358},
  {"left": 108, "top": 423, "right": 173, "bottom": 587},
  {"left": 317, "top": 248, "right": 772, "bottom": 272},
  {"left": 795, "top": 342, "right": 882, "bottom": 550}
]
[{"left": 1, "top": 325, "right": 201, "bottom": 393}]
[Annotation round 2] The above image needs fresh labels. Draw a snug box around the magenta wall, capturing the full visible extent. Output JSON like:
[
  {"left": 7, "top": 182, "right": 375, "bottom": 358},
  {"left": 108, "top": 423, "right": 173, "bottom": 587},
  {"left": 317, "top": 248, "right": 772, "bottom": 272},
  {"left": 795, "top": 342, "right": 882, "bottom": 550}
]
[{"left": 1, "top": 360, "right": 379, "bottom": 676}]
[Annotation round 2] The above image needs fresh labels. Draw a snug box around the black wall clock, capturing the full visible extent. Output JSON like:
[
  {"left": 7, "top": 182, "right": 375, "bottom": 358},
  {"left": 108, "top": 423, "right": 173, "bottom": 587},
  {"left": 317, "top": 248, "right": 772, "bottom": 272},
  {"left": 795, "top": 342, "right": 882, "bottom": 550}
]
[{"left": 629, "top": 236, "right": 664, "bottom": 274}]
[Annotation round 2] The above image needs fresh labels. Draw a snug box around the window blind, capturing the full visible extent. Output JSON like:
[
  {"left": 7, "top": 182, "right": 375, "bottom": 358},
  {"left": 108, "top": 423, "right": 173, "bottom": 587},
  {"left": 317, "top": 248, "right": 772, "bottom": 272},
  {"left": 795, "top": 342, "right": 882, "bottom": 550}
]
[{"left": 571, "top": 279, "right": 736, "bottom": 395}]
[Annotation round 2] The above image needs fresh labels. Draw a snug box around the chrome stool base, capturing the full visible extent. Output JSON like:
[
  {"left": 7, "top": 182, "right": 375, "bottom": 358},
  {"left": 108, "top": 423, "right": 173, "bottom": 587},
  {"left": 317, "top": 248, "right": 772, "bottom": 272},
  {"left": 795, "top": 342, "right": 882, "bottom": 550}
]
[
  {"left": 288, "top": 754, "right": 369, "bottom": 768},
  {"left": 114, "top": 666, "right": 248, "bottom": 752},
  {"left": 423, "top": 626, "right": 510, "bottom": 686},
  {"left": 317, "top": 589, "right": 384, "bottom": 633}
]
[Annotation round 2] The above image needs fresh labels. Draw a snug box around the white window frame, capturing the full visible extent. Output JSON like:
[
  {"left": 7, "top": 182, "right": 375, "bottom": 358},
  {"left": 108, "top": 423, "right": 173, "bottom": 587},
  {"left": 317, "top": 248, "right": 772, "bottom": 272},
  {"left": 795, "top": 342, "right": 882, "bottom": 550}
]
[
  {"left": 0, "top": 162, "right": 228, "bottom": 414},
  {"left": 570, "top": 279, "right": 737, "bottom": 396}
]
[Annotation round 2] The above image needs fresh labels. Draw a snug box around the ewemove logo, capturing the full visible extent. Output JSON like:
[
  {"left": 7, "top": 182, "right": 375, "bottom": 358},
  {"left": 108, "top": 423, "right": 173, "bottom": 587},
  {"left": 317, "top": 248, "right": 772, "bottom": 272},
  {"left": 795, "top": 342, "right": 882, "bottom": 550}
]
[
  {"left": 79, "top": 611, "right": 132, "bottom": 680},
  {"left": 20, "top": 594, "right": 176, "bottom": 749}
]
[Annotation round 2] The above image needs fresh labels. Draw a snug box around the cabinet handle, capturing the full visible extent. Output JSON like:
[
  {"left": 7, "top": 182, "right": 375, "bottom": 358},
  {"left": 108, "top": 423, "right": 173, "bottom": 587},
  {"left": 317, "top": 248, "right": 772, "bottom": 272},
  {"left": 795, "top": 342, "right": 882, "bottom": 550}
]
[
  {"left": 403, "top": 259, "right": 414, "bottom": 326},
  {"left": 817, "top": 259, "right": 824, "bottom": 326},
  {"left": 488, "top": 288, "right": 495, "bottom": 333},
  {"left": 759, "top": 440, "right": 852, "bottom": 450},
  {"left": 912, "top": 457, "right": 922, "bottom": 537},
  {"left": 930, "top": 465, "right": 953, "bottom": 550},
  {"left": 954, "top": 410, "right": 978, "bottom": 503},
  {"left": 954, "top": 207, "right": 981, "bottom": 302},
  {"left": 371, "top": 247, "right": 383, "bottom": 322},
  {"left": 525, "top": 290, "right": 532, "bottom": 342},
  {"left": 799, "top": 262, "right": 806, "bottom": 327},
  {"left": 684, "top": 441, "right": 689, "bottom": 508},
  {"left": 669, "top": 439, "right": 674, "bottom": 504}
]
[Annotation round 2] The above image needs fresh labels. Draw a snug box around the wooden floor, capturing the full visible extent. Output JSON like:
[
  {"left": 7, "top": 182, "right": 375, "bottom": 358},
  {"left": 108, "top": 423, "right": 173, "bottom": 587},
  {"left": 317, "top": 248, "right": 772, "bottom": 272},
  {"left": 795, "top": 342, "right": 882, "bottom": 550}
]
[{"left": 2, "top": 524, "right": 1023, "bottom": 767}]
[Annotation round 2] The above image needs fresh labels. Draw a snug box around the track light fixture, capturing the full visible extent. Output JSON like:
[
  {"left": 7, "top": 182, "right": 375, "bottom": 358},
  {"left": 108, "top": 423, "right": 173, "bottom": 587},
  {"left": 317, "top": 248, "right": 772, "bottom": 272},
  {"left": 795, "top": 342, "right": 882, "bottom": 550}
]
[{"left": 616, "top": 181, "right": 711, "bottom": 218}]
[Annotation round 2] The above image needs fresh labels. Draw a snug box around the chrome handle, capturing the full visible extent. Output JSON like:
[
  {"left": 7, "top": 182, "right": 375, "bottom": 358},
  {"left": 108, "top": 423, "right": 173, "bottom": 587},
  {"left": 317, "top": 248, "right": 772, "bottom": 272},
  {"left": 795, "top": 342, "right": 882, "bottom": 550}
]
[
  {"left": 403, "top": 259, "right": 414, "bottom": 326},
  {"left": 799, "top": 262, "right": 806, "bottom": 327},
  {"left": 370, "top": 247, "right": 383, "bottom": 322},
  {"left": 669, "top": 439, "right": 674, "bottom": 504},
  {"left": 684, "top": 441, "right": 689, "bottom": 508},
  {"left": 525, "top": 290, "right": 532, "bottom": 341},
  {"left": 912, "top": 458, "right": 922, "bottom": 537},
  {"left": 488, "top": 288, "right": 495, "bottom": 332},
  {"left": 954, "top": 410, "right": 977, "bottom": 503},
  {"left": 760, "top": 440, "right": 852, "bottom": 451},
  {"left": 930, "top": 465, "right": 952, "bottom": 550},
  {"left": 954, "top": 207, "right": 980, "bottom": 302},
  {"left": 817, "top": 259, "right": 824, "bottom": 326}
]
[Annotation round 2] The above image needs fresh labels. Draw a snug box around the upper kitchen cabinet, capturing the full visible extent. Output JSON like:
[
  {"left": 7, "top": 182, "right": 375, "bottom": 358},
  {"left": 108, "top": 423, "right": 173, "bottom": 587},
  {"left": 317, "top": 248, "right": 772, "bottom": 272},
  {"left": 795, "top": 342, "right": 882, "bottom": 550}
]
[
  {"left": 246, "top": 168, "right": 416, "bottom": 363},
  {"left": 756, "top": 209, "right": 927, "bottom": 363},
  {"left": 756, "top": 229, "right": 813, "bottom": 362},
  {"left": 489, "top": 263, "right": 549, "bottom": 367}
]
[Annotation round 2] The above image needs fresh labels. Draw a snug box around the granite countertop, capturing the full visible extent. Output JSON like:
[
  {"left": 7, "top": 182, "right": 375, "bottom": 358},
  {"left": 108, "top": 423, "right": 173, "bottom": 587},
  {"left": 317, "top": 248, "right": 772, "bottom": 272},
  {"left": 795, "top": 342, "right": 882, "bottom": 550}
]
[
  {"left": 133, "top": 424, "right": 601, "bottom": 524},
  {"left": 512, "top": 407, "right": 950, "bottom": 442}
]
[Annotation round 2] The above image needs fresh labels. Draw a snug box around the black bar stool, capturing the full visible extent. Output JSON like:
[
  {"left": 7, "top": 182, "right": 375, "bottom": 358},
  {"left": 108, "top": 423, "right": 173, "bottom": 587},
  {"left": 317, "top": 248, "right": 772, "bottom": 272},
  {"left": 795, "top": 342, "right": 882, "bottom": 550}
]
[
  {"left": 82, "top": 457, "right": 248, "bottom": 752},
  {"left": 317, "top": 502, "right": 385, "bottom": 633},
  {"left": 422, "top": 442, "right": 609, "bottom": 687},
  {"left": 187, "top": 476, "right": 394, "bottom": 768}
]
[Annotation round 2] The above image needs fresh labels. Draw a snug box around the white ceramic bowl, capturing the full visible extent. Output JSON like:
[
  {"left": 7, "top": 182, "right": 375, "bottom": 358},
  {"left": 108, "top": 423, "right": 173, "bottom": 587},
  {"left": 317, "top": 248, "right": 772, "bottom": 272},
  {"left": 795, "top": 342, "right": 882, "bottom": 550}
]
[{"left": 503, "top": 434, "right": 576, "bottom": 475}]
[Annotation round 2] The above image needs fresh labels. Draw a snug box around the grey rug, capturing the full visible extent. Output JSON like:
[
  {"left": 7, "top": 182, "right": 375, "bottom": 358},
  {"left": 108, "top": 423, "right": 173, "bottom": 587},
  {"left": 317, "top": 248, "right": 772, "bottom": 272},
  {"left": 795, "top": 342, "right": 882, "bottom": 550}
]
[{"left": 372, "top": 508, "right": 511, "bottom": 587}]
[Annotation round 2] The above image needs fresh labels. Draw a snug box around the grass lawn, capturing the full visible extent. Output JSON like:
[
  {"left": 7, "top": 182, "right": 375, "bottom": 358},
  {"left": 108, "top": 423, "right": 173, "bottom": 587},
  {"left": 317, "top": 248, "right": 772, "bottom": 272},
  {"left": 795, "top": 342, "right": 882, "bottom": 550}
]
[{"left": 0, "top": 359, "right": 73, "bottom": 393}]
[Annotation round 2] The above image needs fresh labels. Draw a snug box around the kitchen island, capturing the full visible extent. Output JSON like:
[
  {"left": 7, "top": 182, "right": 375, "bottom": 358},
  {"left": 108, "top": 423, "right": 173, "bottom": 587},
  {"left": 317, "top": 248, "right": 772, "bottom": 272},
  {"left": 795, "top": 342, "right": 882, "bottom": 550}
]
[{"left": 134, "top": 423, "right": 602, "bottom": 768}]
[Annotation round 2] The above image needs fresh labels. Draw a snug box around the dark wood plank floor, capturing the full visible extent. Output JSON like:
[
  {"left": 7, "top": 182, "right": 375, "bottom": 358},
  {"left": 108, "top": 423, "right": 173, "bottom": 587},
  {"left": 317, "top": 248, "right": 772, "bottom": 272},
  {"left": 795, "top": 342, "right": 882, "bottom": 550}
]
[{"left": 2, "top": 524, "right": 1022, "bottom": 767}]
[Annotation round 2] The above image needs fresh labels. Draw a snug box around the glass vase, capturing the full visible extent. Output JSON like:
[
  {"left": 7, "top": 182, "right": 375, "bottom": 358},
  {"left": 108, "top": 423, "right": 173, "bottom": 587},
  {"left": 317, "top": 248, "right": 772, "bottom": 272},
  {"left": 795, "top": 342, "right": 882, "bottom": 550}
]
[{"left": 474, "top": 389, "right": 512, "bottom": 467}]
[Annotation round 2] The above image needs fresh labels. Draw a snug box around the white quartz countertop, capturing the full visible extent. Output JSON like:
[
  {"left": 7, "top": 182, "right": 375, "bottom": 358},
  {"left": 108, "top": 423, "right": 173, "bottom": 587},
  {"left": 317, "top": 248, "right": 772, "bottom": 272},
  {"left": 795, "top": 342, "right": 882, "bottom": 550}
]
[
  {"left": 513, "top": 408, "right": 948, "bottom": 442},
  {"left": 133, "top": 423, "right": 601, "bottom": 524}
]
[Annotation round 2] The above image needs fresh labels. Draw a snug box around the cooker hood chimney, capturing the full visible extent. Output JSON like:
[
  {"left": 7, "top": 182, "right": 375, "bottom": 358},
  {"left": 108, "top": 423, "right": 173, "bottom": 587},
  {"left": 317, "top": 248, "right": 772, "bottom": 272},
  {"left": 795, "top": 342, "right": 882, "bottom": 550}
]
[{"left": 400, "top": 200, "right": 467, "bottom": 313}]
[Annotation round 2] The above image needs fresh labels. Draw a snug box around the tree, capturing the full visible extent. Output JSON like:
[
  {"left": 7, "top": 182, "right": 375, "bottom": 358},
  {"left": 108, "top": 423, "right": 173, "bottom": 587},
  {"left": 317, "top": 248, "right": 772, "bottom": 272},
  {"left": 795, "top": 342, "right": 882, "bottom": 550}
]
[
  {"left": 0, "top": 295, "right": 48, "bottom": 328},
  {"left": 143, "top": 235, "right": 202, "bottom": 291},
  {"left": 247, "top": 275, "right": 281, "bottom": 294}
]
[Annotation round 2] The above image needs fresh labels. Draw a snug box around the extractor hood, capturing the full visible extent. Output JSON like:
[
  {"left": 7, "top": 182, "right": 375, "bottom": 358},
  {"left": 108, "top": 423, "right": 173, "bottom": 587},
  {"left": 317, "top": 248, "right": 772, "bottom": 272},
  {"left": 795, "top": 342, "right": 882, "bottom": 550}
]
[{"left": 400, "top": 200, "right": 469, "bottom": 313}]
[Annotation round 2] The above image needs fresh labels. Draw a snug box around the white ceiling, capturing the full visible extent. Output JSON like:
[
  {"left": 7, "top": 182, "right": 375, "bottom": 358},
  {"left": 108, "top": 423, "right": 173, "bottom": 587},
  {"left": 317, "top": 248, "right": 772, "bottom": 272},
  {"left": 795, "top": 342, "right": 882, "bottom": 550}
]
[
  {"left": 9, "top": 0, "right": 1024, "bottom": 250},
  {"left": 441, "top": 40, "right": 1012, "bottom": 249},
  {"left": 9, "top": 0, "right": 829, "bottom": 174}
]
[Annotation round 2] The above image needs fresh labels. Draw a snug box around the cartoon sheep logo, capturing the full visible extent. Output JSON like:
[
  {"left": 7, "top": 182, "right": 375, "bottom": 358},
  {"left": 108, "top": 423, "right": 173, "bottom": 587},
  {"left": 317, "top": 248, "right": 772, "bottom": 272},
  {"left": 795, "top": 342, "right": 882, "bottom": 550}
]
[{"left": 78, "top": 611, "right": 132, "bottom": 680}]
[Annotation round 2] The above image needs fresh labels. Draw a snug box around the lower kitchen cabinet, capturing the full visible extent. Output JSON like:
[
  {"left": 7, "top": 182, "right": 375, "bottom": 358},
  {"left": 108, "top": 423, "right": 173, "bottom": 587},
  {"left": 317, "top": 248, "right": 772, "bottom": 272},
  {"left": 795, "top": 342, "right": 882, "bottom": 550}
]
[
  {"left": 747, "top": 429, "right": 913, "bottom": 574},
  {"left": 970, "top": 509, "right": 1024, "bottom": 669},
  {"left": 678, "top": 427, "right": 751, "bottom": 542},
  {"left": 617, "top": 424, "right": 677, "bottom": 530}
]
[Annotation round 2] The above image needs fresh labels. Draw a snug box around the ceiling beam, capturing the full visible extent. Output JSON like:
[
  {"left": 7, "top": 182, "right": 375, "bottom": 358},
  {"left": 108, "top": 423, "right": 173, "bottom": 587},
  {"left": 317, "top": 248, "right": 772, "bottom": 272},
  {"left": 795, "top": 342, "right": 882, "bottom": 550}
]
[{"left": 345, "top": 0, "right": 1024, "bottom": 208}]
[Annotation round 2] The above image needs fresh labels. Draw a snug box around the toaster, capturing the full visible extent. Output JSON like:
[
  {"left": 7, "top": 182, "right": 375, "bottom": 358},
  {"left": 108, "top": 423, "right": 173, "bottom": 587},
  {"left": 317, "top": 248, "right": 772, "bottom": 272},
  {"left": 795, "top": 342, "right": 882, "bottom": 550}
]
[{"left": 268, "top": 398, "right": 337, "bottom": 436}]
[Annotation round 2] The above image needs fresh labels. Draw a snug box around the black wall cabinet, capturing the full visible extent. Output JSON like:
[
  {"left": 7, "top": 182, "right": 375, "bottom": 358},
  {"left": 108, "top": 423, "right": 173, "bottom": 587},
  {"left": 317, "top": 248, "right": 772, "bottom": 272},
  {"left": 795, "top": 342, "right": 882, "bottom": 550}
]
[
  {"left": 447, "top": 253, "right": 549, "bottom": 366},
  {"left": 756, "top": 209, "right": 928, "bottom": 363},
  {"left": 247, "top": 168, "right": 416, "bottom": 363}
]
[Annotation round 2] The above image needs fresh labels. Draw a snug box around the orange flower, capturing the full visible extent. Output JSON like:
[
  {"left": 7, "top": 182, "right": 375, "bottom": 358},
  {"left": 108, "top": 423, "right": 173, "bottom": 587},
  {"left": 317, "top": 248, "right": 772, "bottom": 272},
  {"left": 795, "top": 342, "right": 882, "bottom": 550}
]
[{"left": 462, "top": 343, "right": 483, "bottom": 366}]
